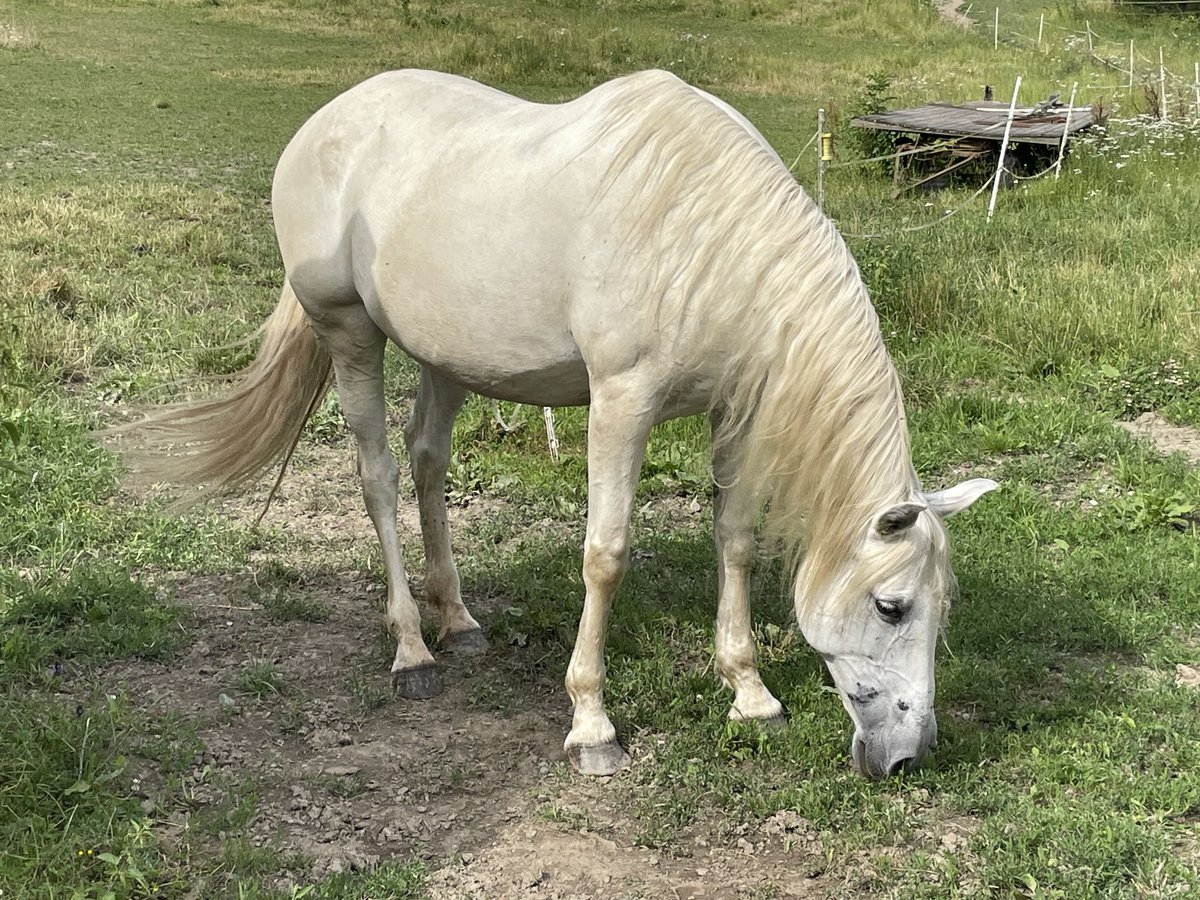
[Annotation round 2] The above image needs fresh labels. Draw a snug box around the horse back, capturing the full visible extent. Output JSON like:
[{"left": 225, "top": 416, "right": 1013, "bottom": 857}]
[{"left": 270, "top": 70, "right": 766, "bottom": 409}]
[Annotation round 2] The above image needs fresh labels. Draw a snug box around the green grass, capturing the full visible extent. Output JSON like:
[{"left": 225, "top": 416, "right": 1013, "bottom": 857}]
[
  {"left": 0, "top": 568, "right": 185, "bottom": 681},
  {"left": 2, "top": 0, "right": 1200, "bottom": 896},
  {"left": 235, "top": 658, "right": 287, "bottom": 699}
]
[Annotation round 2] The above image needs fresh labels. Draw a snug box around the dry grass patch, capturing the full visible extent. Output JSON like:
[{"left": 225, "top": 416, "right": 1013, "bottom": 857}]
[{"left": 0, "top": 20, "right": 38, "bottom": 49}]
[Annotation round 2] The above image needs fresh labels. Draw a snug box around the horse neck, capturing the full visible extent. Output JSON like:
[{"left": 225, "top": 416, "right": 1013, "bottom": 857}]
[{"left": 715, "top": 219, "right": 920, "bottom": 578}]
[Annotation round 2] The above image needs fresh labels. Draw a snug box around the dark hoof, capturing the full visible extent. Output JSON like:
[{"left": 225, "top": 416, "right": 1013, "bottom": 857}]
[
  {"left": 441, "top": 627, "right": 488, "bottom": 655},
  {"left": 566, "top": 740, "right": 631, "bottom": 777},
  {"left": 392, "top": 663, "right": 443, "bottom": 700}
]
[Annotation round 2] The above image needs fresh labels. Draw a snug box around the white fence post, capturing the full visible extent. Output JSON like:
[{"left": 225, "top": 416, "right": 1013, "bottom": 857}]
[
  {"left": 1160, "top": 48, "right": 1168, "bottom": 119},
  {"left": 542, "top": 407, "right": 559, "bottom": 462},
  {"left": 1193, "top": 62, "right": 1199, "bottom": 119},
  {"left": 987, "top": 76, "right": 1022, "bottom": 222},
  {"left": 1054, "top": 82, "right": 1078, "bottom": 181},
  {"left": 817, "top": 107, "right": 826, "bottom": 213}
]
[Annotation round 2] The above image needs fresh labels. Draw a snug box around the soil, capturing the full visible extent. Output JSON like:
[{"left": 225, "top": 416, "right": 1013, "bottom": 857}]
[
  {"left": 1116, "top": 411, "right": 1200, "bottom": 466},
  {"left": 934, "top": 0, "right": 972, "bottom": 29},
  {"left": 98, "top": 439, "right": 835, "bottom": 898}
]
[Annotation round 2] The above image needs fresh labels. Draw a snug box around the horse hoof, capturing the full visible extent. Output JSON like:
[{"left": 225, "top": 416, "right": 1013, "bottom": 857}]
[
  {"left": 392, "top": 663, "right": 443, "bottom": 700},
  {"left": 441, "top": 627, "right": 488, "bottom": 655},
  {"left": 566, "top": 740, "right": 631, "bottom": 777}
]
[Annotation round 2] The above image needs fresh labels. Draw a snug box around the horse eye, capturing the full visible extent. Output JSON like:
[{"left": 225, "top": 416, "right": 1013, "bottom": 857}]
[{"left": 873, "top": 596, "right": 907, "bottom": 623}]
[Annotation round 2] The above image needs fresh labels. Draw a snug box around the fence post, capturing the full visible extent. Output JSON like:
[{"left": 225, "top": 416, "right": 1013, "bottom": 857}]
[
  {"left": 1054, "top": 82, "right": 1078, "bottom": 181},
  {"left": 1160, "top": 47, "right": 1168, "bottom": 119},
  {"left": 1129, "top": 39, "right": 1135, "bottom": 92},
  {"left": 1086, "top": 21, "right": 1092, "bottom": 53},
  {"left": 542, "top": 407, "right": 559, "bottom": 462},
  {"left": 1038, "top": 13, "right": 1044, "bottom": 50},
  {"left": 994, "top": 7, "right": 999, "bottom": 50},
  {"left": 817, "top": 107, "right": 826, "bottom": 213},
  {"left": 1194, "top": 62, "right": 1199, "bottom": 119},
  {"left": 987, "top": 76, "right": 1022, "bottom": 222}
]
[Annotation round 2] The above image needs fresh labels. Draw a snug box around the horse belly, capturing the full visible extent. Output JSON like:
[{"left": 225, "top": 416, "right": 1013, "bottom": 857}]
[{"left": 359, "top": 244, "right": 593, "bottom": 407}]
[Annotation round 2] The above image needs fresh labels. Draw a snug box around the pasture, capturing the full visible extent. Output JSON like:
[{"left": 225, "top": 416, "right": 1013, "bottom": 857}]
[{"left": 2, "top": 0, "right": 1200, "bottom": 896}]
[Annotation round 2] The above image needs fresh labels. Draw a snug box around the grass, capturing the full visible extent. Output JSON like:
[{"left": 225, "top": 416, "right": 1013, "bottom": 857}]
[
  {"left": 235, "top": 658, "right": 287, "bottom": 699},
  {"left": 2, "top": 0, "right": 1200, "bottom": 896}
]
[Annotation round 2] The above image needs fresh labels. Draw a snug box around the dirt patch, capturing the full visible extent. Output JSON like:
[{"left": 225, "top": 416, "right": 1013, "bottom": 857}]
[
  {"left": 1116, "top": 411, "right": 1200, "bottom": 465},
  {"left": 934, "top": 0, "right": 972, "bottom": 29},
  {"left": 98, "top": 439, "right": 833, "bottom": 897},
  {"left": 426, "top": 810, "right": 828, "bottom": 899}
]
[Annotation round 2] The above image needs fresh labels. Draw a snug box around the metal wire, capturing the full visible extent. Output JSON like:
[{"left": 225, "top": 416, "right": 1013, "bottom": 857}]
[
  {"left": 838, "top": 179, "right": 994, "bottom": 240},
  {"left": 786, "top": 130, "right": 820, "bottom": 173}
]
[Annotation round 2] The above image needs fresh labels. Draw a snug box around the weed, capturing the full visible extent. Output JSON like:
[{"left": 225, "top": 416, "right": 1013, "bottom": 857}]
[
  {"left": 303, "top": 859, "right": 425, "bottom": 898},
  {"left": 194, "top": 780, "right": 260, "bottom": 835},
  {"left": 235, "top": 658, "right": 286, "bottom": 698},
  {"left": 306, "top": 391, "right": 348, "bottom": 444},
  {"left": 537, "top": 801, "right": 591, "bottom": 830},
  {"left": 846, "top": 70, "right": 898, "bottom": 171},
  {"left": 345, "top": 672, "right": 389, "bottom": 711},
  {"left": 277, "top": 697, "right": 309, "bottom": 735},
  {"left": 1088, "top": 359, "right": 1200, "bottom": 420},
  {"left": 261, "top": 589, "right": 330, "bottom": 624},
  {"left": 223, "top": 837, "right": 282, "bottom": 877},
  {"left": 321, "top": 772, "right": 368, "bottom": 799},
  {"left": 0, "top": 20, "right": 39, "bottom": 50},
  {"left": 1109, "top": 486, "right": 1197, "bottom": 531}
]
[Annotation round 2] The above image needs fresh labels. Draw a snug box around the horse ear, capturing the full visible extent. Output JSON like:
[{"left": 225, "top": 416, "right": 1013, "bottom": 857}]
[
  {"left": 876, "top": 503, "right": 926, "bottom": 537},
  {"left": 923, "top": 478, "right": 999, "bottom": 518}
]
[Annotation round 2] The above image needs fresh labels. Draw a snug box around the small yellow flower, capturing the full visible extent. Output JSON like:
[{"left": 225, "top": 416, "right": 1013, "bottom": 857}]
[{"left": 76, "top": 850, "right": 84, "bottom": 857}]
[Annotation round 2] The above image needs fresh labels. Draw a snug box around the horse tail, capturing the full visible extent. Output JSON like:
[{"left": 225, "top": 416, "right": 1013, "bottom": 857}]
[{"left": 110, "top": 281, "right": 333, "bottom": 506}]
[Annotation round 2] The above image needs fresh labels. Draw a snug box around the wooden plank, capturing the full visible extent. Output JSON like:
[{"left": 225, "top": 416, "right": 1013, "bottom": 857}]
[{"left": 852, "top": 101, "right": 1095, "bottom": 147}]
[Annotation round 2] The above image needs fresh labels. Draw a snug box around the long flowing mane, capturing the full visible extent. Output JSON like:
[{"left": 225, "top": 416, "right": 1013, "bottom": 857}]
[{"left": 592, "top": 71, "right": 923, "bottom": 608}]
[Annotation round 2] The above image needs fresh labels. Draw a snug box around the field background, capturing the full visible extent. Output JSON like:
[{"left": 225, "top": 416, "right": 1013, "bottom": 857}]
[{"left": 3, "top": 1, "right": 1200, "bottom": 897}]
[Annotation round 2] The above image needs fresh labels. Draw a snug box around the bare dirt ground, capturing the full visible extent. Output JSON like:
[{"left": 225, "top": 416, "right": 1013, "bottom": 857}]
[
  {"left": 99, "top": 440, "right": 834, "bottom": 898},
  {"left": 934, "top": 0, "right": 972, "bottom": 29},
  {"left": 1116, "top": 411, "right": 1200, "bottom": 466}
]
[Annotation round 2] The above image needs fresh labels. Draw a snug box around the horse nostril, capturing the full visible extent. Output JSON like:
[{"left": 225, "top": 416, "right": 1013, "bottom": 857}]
[{"left": 887, "top": 756, "right": 914, "bottom": 777}]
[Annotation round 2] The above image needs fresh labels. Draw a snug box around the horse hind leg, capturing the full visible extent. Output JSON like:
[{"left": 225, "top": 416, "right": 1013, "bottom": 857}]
[
  {"left": 305, "top": 298, "right": 442, "bottom": 699},
  {"left": 403, "top": 368, "right": 486, "bottom": 653}
]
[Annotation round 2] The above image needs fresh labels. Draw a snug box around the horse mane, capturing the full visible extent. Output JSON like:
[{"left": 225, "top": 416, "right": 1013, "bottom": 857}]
[{"left": 593, "top": 71, "right": 926, "bottom": 612}]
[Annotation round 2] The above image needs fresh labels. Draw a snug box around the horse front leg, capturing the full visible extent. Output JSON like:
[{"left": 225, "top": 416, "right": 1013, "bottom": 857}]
[
  {"left": 563, "top": 376, "right": 656, "bottom": 776},
  {"left": 711, "top": 415, "right": 785, "bottom": 725}
]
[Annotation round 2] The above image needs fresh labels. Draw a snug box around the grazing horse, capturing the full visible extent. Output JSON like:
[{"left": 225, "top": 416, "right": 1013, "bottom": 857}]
[{"left": 117, "top": 69, "right": 996, "bottom": 778}]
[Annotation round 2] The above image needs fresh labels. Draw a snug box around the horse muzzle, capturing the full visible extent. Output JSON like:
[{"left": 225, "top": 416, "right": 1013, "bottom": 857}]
[{"left": 851, "top": 717, "right": 937, "bottom": 779}]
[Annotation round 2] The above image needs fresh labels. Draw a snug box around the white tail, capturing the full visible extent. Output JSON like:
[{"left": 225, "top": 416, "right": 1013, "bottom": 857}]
[{"left": 106, "top": 281, "right": 332, "bottom": 504}]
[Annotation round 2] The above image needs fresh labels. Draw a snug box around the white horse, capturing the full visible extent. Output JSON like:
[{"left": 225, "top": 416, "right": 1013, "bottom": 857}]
[{"left": 119, "top": 69, "right": 996, "bottom": 779}]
